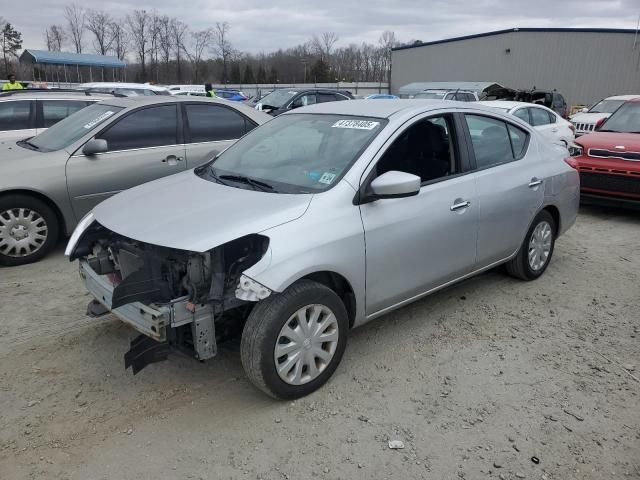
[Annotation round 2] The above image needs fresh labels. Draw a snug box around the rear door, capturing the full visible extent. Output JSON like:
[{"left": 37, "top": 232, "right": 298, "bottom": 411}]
[
  {"left": 66, "top": 104, "right": 186, "bottom": 218},
  {"left": 182, "top": 103, "right": 257, "bottom": 167},
  {"left": 36, "top": 99, "right": 94, "bottom": 134},
  {"left": 529, "top": 107, "right": 560, "bottom": 142},
  {"left": 463, "top": 113, "right": 544, "bottom": 267},
  {"left": 0, "top": 100, "right": 35, "bottom": 140}
]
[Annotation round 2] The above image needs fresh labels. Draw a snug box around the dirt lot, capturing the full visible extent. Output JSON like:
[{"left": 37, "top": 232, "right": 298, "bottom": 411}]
[{"left": 0, "top": 205, "right": 638, "bottom": 480}]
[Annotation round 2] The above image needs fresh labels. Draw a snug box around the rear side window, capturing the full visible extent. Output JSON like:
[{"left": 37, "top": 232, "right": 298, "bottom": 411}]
[
  {"left": 513, "top": 108, "right": 530, "bottom": 124},
  {"left": 98, "top": 105, "right": 178, "bottom": 151},
  {"left": 317, "top": 93, "right": 338, "bottom": 103},
  {"left": 530, "top": 108, "right": 551, "bottom": 126},
  {"left": 0, "top": 100, "right": 31, "bottom": 131},
  {"left": 185, "top": 104, "right": 249, "bottom": 142},
  {"left": 465, "top": 114, "right": 528, "bottom": 169},
  {"left": 41, "top": 100, "right": 92, "bottom": 128}
]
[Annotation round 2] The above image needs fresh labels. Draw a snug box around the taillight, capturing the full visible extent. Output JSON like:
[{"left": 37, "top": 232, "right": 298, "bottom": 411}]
[{"left": 564, "top": 157, "right": 578, "bottom": 169}]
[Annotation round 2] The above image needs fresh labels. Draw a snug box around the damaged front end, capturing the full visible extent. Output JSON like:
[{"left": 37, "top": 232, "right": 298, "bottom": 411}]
[{"left": 69, "top": 219, "right": 270, "bottom": 373}]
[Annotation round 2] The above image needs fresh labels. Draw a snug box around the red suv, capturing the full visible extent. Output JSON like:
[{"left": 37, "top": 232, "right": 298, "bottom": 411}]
[{"left": 567, "top": 98, "right": 640, "bottom": 207}]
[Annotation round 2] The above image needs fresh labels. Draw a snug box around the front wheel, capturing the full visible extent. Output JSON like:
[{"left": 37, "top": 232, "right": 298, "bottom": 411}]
[
  {"left": 0, "top": 195, "right": 59, "bottom": 267},
  {"left": 240, "top": 279, "right": 349, "bottom": 399},
  {"left": 505, "top": 210, "right": 556, "bottom": 281}
]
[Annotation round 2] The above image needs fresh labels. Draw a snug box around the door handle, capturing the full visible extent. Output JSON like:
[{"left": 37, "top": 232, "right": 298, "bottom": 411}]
[
  {"left": 450, "top": 200, "right": 471, "bottom": 211},
  {"left": 528, "top": 178, "right": 543, "bottom": 188}
]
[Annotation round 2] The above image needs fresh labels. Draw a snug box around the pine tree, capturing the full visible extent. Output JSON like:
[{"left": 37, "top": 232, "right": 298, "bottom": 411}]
[
  {"left": 256, "top": 65, "right": 267, "bottom": 84},
  {"left": 268, "top": 66, "right": 278, "bottom": 83},
  {"left": 230, "top": 63, "right": 242, "bottom": 83},
  {"left": 242, "top": 64, "right": 255, "bottom": 84},
  {"left": 310, "top": 58, "right": 330, "bottom": 83},
  {"left": 0, "top": 20, "right": 23, "bottom": 77}
]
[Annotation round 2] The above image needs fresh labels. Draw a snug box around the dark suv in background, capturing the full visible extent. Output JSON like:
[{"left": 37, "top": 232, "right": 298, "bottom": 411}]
[{"left": 254, "top": 88, "right": 352, "bottom": 115}]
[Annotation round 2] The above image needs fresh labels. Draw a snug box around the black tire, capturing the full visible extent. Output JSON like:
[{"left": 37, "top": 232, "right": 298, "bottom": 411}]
[
  {"left": 0, "top": 194, "right": 59, "bottom": 267},
  {"left": 240, "top": 279, "right": 349, "bottom": 399},
  {"left": 506, "top": 209, "right": 556, "bottom": 281}
]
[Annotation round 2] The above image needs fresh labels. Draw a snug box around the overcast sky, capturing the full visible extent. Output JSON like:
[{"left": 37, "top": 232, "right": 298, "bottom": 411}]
[{"left": 4, "top": 0, "right": 639, "bottom": 55}]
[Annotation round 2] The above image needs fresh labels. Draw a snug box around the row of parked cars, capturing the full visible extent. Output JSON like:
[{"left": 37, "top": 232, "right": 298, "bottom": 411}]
[{"left": 0, "top": 83, "right": 635, "bottom": 399}]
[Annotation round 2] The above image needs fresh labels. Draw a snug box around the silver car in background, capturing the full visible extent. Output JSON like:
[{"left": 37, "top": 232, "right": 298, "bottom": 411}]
[
  {"left": 0, "top": 96, "right": 270, "bottom": 266},
  {"left": 67, "top": 99, "right": 580, "bottom": 399}
]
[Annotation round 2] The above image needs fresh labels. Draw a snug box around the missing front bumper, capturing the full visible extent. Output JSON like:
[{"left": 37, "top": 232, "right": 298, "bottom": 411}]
[{"left": 79, "top": 260, "right": 217, "bottom": 368}]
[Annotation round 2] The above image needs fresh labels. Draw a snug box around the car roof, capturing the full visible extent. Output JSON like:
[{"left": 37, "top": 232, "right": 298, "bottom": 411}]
[
  {"left": 97, "top": 95, "right": 271, "bottom": 120},
  {"left": 479, "top": 100, "right": 559, "bottom": 114},
  {"left": 282, "top": 99, "right": 501, "bottom": 119},
  {"left": 606, "top": 94, "right": 640, "bottom": 101},
  {"left": 0, "top": 90, "right": 114, "bottom": 101},
  {"left": 80, "top": 82, "right": 168, "bottom": 92}
]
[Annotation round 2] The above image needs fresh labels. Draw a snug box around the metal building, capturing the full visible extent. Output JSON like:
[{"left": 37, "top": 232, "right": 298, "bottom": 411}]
[{"left": 391, "top": 28, "right": 640, "bottom": 107}]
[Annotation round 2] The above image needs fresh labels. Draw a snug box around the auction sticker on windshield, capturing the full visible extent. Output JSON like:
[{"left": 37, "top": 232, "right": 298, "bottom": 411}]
[
  {"left": 318, "top": 172, "right": 337, "bottom": 184},
  {"left": 332, "top": 119, "right": 380, "bottom": 130},
  {"left": 83, "top": 111, "right": 115, "bottom": 129}
]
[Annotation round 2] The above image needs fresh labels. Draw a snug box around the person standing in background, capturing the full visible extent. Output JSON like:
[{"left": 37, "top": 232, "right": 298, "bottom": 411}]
[{"left": 2, "top": 74, "right": 24, "bottom": 91}]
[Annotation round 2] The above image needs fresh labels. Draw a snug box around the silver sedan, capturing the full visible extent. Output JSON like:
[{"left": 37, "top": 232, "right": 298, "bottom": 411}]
[{"left": 67, "top": 99, "right": 580, "bottom": 399}]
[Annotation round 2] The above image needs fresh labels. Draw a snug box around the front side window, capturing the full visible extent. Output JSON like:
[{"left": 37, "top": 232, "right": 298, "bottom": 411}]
[
  {"left": 30, "top": 103, "right": 124, "bottom": 152},
  {"left": 97, "top": 105, "right": 177, "bottom": 151},
  {"left": 465, "top": 114, "right": 528, "bottom": 168},
  {"left": 292, "top": 93, "right": 316, "bottom": 108},
  {"left": 201, "top": 114, "right": 385, "bottom": 193},
  {"left": 185, "top": 104, "right": 249, "bottom": 142},
  {"left": 41, "top": 100, "right": 93, "bottom": 128},
  {"left": 0, "top": 100, "right": 31, "bottom": 131},
  {"left": 375, "top": 115, "right": 458, "bottom": 184}
]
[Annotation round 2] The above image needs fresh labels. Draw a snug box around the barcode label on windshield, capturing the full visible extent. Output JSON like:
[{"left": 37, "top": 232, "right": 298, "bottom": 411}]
[
  {"left": 83, "top": 111, "right": 115, "bottom": 129},
  {"left": 332, "top": 120, "right": 379, "bottom": 130}
]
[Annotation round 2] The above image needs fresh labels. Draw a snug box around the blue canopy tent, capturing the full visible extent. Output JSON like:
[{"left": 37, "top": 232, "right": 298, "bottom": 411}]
[{"left": 19, "top": 49, "right": 127, "bottom": 84}]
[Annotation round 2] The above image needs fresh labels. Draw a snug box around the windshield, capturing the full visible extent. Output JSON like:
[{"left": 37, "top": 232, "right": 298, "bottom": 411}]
[
  {"left": 30, "top": 103, "right": 123, "bottom": 152},
  {"left": 599, "top": 102, "right": 640, "bottom": 133},
  {"left": 588, "top": 99, "right": 625, "bottom": 114},
  {"left": 257, "top": 90, "right": 298, "bottom": 108},
  {"left": 199, "top": 114, "right": 386, "bottom": 193},
  {"left": 414, "top": 91, "right": 446, "bottom": 99}
]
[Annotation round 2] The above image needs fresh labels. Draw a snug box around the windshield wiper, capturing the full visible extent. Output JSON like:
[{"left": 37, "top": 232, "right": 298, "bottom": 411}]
[{"left": 219, "top": 174, "right": 275, "bottom": 192}]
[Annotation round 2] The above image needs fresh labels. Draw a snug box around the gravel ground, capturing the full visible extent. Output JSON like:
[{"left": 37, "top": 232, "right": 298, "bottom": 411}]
[{"left": 0, "top": 205, "right": 638, "bottom": 480}]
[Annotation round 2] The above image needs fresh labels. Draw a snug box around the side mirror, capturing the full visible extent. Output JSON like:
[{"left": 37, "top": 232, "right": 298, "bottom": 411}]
[
  {"left": 581, "top": 107, "right": 588, "bottom": 113},
  {"left": 367, "top": 171, "right": 421, "bottom": 201},
  {"left": 82, "top": 139, "right": 108, "bottom": 156}
]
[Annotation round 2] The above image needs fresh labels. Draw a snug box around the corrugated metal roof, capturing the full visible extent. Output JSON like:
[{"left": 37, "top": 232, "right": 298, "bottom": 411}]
[
  {"left": 398, "top": 81, "right": 504, "bottom": 96},
  {"left": 392, "top": 27, "right": 638, "bottom": 51},
  {"left": 20, "top": 49, "right": 126, "bottom": 68}
]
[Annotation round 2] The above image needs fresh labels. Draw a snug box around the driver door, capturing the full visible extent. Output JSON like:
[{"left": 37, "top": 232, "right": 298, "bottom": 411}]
[
  {"left": 66, "top": 104, "right": 186, "bottom": 219},
  {"left": 359, "top": 113, "right": 478, "bottom": 316}
]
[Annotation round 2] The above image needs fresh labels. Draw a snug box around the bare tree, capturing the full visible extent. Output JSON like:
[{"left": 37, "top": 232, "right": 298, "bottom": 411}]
[
  {"left": 378, "top": 31, "right": 396, "bottom": 83},
  {"left": 312, "top": 32, "right": 339, "bottom": 58},
  {"left": 110, "top": 21, "right": 128, "bottom": 60},
  {"left": 188, "top": 28, "right": 213, "bottom": 83},
  {"left": 158, "top": 15, "right": 173, "bottom": 69},
  {"left": 45, "top": 25, "right": 66, "bottom": 51},
  {"left": 171, "top": 19, "right": 188, "bottom": 82},
  {"left": 126, "top": 10, "right": 150, "bottom": 80},
  {"left": 212, "top": 22, "right": 233, "bottom": 83},
  {"left": 64, "top": 4, "right": 86, "bottom": 53},
  {"left": 86, "top": 10, "right": 113, "bottom": 55}
]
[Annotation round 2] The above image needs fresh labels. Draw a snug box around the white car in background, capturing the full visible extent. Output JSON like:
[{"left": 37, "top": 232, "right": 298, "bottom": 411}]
[
  {"left": 478, "top": 101, "right": 575, "bottom": 146},
  {"left": 167, "top": 85, "right": 206, "bottom": 95},
  {"left": 569, "top": 94, "right": 640, "bottom": 136},
  {"left": 80, "top": 82, "right": 171, "bottom": 96}
]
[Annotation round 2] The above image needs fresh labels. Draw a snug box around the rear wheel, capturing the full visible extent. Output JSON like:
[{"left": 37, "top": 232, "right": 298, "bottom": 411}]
[
  {"left": 240, "top": 280, "right": 349, "bottom": 399},
  {"left": 0, "top": 195, "right": 59, "bottom": 266},
  {"left": 506, "top": 210, "right": 556, "bottom": 281}
]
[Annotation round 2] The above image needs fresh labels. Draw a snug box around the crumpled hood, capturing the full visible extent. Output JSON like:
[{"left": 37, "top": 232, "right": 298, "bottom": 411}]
[
  {"left": 93, "top": 169, "right": 313, "bottom": 252},
  {"left": 569, "top": 112, "right": 609, "bottom": 124}
]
